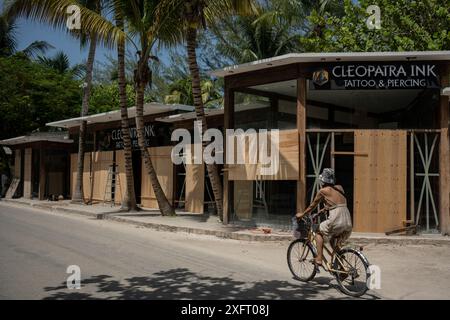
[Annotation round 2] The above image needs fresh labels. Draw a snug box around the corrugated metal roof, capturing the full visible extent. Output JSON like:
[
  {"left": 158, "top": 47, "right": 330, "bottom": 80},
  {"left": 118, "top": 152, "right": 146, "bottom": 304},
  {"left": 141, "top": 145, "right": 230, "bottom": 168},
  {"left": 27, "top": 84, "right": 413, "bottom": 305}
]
[
  {"left": 0, "top": 133, "right": 72, "bottom": 146},
  {"left": 46, "top": 103, "right": 195, "bottom": 129}
]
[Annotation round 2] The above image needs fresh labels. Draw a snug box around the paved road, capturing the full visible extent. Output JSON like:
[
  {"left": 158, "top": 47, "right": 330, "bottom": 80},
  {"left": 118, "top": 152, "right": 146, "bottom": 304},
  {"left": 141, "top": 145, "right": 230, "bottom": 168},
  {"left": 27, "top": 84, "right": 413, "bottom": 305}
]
[{"left": 0, "top": 202, "right": 449, "bottom": 300}]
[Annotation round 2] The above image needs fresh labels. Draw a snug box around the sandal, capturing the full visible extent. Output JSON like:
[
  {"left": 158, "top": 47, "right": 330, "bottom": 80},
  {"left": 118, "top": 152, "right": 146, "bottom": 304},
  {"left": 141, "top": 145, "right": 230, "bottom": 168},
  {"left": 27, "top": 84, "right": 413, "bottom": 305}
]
[{"left": 309, "top": 259, "right": 322, "bottom": 273}]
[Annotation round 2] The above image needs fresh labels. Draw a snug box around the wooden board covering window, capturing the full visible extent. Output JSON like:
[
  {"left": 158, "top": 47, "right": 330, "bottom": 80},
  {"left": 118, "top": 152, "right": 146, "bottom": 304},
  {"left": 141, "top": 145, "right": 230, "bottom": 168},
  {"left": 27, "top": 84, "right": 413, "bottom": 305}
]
[
  {"left": 140, "top": 146, "right": 173, "bottom": 209},
  {"left": 227, "top": 129, "right": 299, "bottom": 181},
  {"left": 353, "top": 130, "right": 407, "bottom": 233},
  {"left": 233, "top": 180, "right": 253, "bottom": 220},
  {"left": 90, "top": 151, "right": 113, "bottom": 202},
  {"left": 70, "top": 152, "right": 93, "bottom": 202},
  {"left": 23, "top": 148, "right": 32, "bottom": 198},
  {"left": 185, "top": 144, "right": 205, "bottom": 213}
]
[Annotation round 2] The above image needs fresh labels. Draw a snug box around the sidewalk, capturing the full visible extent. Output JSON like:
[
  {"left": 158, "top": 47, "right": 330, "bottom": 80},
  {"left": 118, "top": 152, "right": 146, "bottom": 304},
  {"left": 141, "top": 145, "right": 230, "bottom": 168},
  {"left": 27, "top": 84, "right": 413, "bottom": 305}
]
[{"left": 2, "top": 198, "right": 450, "bottom": 245}]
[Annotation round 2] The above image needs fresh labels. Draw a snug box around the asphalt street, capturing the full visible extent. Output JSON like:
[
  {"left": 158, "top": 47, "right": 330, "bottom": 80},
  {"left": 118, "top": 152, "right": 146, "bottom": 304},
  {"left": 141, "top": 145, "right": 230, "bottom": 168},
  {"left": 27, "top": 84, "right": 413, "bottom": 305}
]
[{"left": 0, "top": 202, "right": 449, "bottom": 300}]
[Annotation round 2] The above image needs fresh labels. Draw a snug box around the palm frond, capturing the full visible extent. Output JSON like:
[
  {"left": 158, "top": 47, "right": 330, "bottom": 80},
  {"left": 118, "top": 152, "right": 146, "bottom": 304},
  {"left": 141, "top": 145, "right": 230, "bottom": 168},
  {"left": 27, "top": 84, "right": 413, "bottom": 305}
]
[
  {"left": 4, "top": 0, "right": 125, "bottom": 48},
  {"left": 22, "top": 40, "right": 54, "bottom": 58},
  {"left": 0, "top": 14, "right": 18, "bottom": 56}
]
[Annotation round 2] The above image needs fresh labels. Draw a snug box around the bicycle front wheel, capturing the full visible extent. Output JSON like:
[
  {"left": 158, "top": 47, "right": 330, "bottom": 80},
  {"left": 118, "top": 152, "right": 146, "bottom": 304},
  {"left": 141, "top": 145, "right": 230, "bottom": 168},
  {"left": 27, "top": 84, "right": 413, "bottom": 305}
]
[
  {"left": 287, "top": 238, "right": 317, "bottom": 282},
  {"left": 333, "top": 248, "right": 370, "bottom": 297}
]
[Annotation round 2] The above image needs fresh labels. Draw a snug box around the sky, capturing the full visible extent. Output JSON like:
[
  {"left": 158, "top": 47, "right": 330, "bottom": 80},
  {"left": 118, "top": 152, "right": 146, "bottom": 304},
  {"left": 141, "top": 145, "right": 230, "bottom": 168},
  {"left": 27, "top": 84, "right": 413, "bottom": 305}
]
[{"left": 1, "top": 1, "right": 172, "bottom": 67}]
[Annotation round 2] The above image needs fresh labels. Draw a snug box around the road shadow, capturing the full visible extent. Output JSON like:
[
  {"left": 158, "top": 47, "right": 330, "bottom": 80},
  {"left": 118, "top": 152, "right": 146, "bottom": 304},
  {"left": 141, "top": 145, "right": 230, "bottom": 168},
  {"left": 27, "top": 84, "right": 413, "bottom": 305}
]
[{"left": 42, "top": 268, "right": 380, "bottom": 300}]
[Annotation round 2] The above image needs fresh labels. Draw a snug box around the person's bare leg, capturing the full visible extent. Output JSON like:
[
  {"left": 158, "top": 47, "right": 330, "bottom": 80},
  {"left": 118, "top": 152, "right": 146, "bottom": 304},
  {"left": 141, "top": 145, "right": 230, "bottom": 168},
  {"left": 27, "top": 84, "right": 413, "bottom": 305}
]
[{"left": 315, "top": 233, "right": 324, "bottom": 265}]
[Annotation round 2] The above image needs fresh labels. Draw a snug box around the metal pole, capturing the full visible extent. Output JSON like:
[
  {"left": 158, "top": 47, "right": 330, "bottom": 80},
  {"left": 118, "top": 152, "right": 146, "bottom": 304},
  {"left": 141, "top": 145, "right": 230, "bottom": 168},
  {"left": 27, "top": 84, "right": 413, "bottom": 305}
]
[{"left": 331, "top": 132, "right": 335, "bottom": 170}]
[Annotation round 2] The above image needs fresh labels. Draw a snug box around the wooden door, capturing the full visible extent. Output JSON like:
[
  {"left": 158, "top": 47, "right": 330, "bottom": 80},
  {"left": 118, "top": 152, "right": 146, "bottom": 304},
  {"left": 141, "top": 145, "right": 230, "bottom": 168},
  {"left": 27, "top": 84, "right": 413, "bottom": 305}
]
[{"left": 353, "top": 130, "right": 407, "bottom": 233}]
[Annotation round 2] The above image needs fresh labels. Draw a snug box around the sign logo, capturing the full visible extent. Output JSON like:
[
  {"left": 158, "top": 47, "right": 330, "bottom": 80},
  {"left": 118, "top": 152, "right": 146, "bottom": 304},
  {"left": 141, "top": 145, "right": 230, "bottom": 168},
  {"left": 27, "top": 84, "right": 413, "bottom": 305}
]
[
  {"left": 312, "top": 69, "right": 329, "bottom": 86},
  {"left": 310, "top": 63, "right": 440, "bottom": 90}
]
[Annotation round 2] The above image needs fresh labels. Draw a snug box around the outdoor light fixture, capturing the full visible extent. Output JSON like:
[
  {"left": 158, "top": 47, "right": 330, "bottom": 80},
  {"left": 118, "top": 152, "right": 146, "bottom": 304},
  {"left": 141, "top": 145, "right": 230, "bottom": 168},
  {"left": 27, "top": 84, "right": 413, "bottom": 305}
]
[
  {"left": 2, "top": 146, "right": 12, "bottom": 155},
  {"left": 442, "top": 87, "right": 450, "bottom": 96}
]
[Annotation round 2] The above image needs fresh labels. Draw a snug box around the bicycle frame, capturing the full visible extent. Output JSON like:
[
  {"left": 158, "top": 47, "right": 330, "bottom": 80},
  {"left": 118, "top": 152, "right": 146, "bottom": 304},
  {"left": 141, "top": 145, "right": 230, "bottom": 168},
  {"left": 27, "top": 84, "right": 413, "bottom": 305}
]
[{"left": 303, "top": 212, "right": 352, "bottom": 275}]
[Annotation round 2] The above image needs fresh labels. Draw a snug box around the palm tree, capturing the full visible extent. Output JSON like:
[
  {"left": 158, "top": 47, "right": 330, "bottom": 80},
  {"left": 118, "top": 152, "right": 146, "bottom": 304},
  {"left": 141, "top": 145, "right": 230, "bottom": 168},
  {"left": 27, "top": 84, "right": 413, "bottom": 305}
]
[
  {"left": 179, "top": 0, "right": 257, "bottom": 220},
  {"left": 5, "top": 0, "right": 178, "bottom": 215},
  {"left": 37, "top": 51, "right": 86, "bottom": 78},
  {"left": 0, "top": 14, "right": 53, "bottom": 57},
  {"left": 115, "top": 9, "right": 137, "bottom": 211},
  {"left": 71, "top": 0, "right": 100, "bottom": 204},
  {"left": 3, "top": 0, "right": 103, "bottom": 204},
  {"left": 113, "top": 0, "right": 183, "bottom": 216},
  {"left": 164, "top": 76, "right": 222, "bottom": 109}
]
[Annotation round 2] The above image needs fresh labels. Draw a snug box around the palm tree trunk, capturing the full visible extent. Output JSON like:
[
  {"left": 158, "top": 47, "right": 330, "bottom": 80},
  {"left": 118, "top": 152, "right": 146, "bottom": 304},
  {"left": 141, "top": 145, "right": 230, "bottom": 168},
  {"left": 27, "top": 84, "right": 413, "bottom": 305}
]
[
  {"left": 134, "top": 61, "right": 175, "bottom": 216},
  {"left": 72, "top": 32, "right": 97, "bottom": 204},
  {"left": 117, "top": 17, "right": 137, "bottom": 211},
  {"left": 186, "top": 27, "right": 224, "bottom": 220}
]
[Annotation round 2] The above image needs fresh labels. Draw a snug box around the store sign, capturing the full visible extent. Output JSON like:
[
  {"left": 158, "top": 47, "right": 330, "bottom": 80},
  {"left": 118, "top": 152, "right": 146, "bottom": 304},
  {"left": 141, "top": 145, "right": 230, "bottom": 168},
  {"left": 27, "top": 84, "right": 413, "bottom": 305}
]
[
  {"left": 310, "top": 63, "right": 440, "bottom": 90},
  {"left": 97, "top": 124, "right": 171, "bottom": 151}
]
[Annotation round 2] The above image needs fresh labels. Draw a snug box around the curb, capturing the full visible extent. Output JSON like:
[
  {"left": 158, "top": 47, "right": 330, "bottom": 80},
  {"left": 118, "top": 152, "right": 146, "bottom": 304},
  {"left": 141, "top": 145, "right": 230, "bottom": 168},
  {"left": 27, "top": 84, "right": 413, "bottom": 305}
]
[{"left": 2, "top": 199, "right": 450, "bottom": 245}]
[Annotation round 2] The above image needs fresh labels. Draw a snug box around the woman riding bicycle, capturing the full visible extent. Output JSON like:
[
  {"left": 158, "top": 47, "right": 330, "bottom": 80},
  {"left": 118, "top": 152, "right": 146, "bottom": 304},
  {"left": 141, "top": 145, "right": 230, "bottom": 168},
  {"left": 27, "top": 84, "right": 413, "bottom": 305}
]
[{"left": 296, "top": 168, "right": 352, "bottom": 267}]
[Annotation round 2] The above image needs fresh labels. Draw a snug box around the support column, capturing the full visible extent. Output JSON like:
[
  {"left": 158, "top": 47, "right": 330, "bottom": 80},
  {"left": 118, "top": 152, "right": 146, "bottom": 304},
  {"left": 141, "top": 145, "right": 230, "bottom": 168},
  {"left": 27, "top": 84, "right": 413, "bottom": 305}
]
[
  {"left": 439, "top": 67, "right": 450, "bottom": 235},
  {"left": 297, "top": 78, "right": 307, "bottom": 213},
  {"left": 223, "top": 84, "right": 234, "bottom": 224},
  {"left": 23, "top": 148, "right": 32, "bottom": 199},
  {"left": 38, "top": 148, "right": 46, "bottom": 200}
]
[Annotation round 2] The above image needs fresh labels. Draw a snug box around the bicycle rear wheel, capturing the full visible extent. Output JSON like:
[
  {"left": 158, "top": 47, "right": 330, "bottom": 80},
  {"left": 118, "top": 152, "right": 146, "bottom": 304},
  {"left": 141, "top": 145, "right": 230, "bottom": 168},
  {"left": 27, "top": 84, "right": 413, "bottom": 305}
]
[
  {"left": 333, "top": 248, "right": 370, "bottom": 297},
  {"left": 287, "top": 239, "right": 317, "bottom": 282}
]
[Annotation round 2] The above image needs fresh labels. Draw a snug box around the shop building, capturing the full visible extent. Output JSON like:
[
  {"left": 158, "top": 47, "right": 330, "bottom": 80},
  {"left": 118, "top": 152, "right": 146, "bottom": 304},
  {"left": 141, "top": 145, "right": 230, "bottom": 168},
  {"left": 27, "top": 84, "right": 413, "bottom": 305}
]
[
  {"left": 211, "top": 51, "right": 450, "bottom": 234},
  {"left": 44, "top": 103, "right": 195, "bottom": 208},
  {"left": 3, "top": 52, "right": 449, "bottom": 235},
  {"left": 0, "top": 132, "right": 73, "bottom": 200}
]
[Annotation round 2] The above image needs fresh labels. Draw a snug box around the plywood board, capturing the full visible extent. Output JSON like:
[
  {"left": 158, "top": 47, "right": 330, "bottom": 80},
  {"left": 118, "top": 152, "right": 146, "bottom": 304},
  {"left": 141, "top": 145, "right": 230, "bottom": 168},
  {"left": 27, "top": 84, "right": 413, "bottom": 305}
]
[
  {"left": 228, "top": 129, "right": 299, "bottom": 180},
  {"left": 70, "top": 152, "right": 93, "bottom": 202},
  {"left": 233, "top": 180, "right": 253, "bottom": 220},
  {"left": 141, "top": 146, "right": 174, "bottom": 209},
  {"left": 23, "top": 148, "right": 32, "bottom": 198},
  {"left": 185, "top": 145, "right": 205, "bottom": 213},
  {"left": 90, "top": 151, "right": 113, "bottom": 202},
  {"left": 353, "top": 130, "right": 407, "bottom": 233}
]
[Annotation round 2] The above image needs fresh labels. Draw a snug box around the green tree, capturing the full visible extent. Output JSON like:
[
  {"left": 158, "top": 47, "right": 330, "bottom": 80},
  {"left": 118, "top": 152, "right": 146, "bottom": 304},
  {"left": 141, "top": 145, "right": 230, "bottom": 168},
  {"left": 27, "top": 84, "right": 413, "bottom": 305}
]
[
  {"left": 0, "top": 55, "right": 81, "bottom": 140},
  {"left": 164, "top": 77, "right": 222, "bottom": 108},
  {"left": 5, "top": 0, "right": 108, "bottom": 204},
  {"left": 301, "top": 0, "right": 450, "bottom": 52},
  {"left": 89, "top": 81, "right": 136, "bottom": 114}
]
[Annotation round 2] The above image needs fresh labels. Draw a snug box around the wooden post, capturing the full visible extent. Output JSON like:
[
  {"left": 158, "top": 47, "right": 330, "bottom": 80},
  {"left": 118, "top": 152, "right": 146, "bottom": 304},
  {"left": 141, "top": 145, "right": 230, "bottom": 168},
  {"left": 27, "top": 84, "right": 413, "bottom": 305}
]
[
  {"left": 223, "top": 84, "right": 234, "bottom": 224},
  {"left": 38, "top": 148, "right": 46, "bottom": 200},
  {"left": 23, "top": 148, "right": 32, "bottom": 199},
  {"left": 410, "top": 132, "right": 415, "bottom": 224},
  {"left": 297, "top": 78, "right": 307, "bottom": 213},
  {"left": 439, "top": 66, "right": 450, "bottom": 235}
]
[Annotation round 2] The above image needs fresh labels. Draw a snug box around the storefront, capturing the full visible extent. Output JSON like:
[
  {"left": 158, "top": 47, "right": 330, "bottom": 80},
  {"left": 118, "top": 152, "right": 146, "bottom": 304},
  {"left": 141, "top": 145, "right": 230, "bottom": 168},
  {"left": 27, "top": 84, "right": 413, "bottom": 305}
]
[
  {"left": 211, "top": 51, "right": 450, "bottom": 235},
  {"left": 0, "top": 132, "right": 73, "bottom": 200},
  {"left": 46, "top": 102, "right": 194, "bottom": 208}
]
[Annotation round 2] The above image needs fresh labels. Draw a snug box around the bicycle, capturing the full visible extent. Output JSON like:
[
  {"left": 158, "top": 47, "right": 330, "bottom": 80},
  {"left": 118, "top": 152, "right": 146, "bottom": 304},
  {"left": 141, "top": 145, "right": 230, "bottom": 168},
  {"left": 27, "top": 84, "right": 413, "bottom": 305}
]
[{"left": 287, "top": 208, "right": 371, "bottom": 297}]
